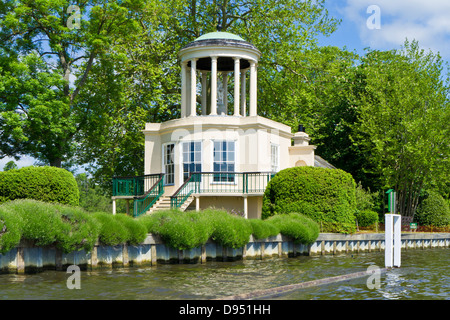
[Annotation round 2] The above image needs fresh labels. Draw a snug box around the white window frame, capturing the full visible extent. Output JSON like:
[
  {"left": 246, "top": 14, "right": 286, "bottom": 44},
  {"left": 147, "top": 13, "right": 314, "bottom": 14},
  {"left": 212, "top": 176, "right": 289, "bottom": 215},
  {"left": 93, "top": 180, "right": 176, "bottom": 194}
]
[
  {"left": 162, "top": 142, "right": 175, "bottom": 186},
  {"left": 271, "top": 143, "right": 280, "bottom": 173},
  {"left": 212, "top": 140, "right": 236, "bottom": 183},
  {"left": 181, "top": 140, "right": 202, "bottom": 182}
]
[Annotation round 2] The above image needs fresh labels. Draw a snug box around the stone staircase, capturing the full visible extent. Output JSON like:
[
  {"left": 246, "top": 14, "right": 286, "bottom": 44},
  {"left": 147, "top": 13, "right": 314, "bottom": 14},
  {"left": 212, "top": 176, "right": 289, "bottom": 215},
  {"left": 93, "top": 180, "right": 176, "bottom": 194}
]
[{"left": 146, "top": 195, "right": 195, "bottom": 214}]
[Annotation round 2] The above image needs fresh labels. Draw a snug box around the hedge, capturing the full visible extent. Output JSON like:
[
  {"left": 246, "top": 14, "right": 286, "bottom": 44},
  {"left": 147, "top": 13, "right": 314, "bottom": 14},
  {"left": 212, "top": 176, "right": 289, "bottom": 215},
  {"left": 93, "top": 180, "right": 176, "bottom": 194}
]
[
  {"left": 0, "top": 166, "right": 79, "bottom": 206},
  {"left": 0, "top": 200, "right": 321, "bottom": 253},
  {"left": 355, "top": 210, "right": 379, "bottom": 228},
  {"left": 262, "top": 167, "right": 357, "bottom": 233},
  {"left": 415, "top": 191, "right": 450, "bottom": 227}
]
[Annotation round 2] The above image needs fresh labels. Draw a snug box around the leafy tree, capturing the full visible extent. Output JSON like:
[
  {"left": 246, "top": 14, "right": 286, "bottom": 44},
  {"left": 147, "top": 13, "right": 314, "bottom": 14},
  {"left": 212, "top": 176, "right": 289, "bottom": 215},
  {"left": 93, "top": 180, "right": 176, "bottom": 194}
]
[
  {"left": 350, "top": 41, "right": 450, "bottom": 217},
  {"left": 0, "top": 0, "right": 146, "bottom": 167},
  {"left": 2, "top": 160, "right": 18, "bottom": 171}
]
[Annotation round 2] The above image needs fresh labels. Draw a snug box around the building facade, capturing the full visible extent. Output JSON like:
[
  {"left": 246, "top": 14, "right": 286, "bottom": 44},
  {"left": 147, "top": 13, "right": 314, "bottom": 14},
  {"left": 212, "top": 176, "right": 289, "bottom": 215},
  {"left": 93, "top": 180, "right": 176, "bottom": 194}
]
[{"left": 112, "top": 32, "right": 316, "bottom": 218}]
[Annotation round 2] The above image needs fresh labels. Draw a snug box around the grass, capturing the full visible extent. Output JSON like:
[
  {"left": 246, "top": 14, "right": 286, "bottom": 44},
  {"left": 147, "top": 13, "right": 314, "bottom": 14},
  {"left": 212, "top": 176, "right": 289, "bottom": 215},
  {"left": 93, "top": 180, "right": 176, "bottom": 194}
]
[{"left": 0, "top": 199, "right": 321, "bottom": 253}]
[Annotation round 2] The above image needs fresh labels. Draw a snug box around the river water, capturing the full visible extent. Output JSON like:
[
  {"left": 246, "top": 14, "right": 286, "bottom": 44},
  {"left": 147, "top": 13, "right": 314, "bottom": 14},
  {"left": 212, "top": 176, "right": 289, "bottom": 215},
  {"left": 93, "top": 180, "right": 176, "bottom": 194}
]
[{"left": 0, "top": 248, "right": 448, "bottom": 300}]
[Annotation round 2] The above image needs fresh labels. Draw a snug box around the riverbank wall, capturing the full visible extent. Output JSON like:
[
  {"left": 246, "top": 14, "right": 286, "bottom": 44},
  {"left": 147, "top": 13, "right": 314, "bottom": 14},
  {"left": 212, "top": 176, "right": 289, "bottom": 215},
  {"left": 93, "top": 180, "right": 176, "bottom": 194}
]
[{"left": 1, "top": 233, "right": 449, "bottom": 274}]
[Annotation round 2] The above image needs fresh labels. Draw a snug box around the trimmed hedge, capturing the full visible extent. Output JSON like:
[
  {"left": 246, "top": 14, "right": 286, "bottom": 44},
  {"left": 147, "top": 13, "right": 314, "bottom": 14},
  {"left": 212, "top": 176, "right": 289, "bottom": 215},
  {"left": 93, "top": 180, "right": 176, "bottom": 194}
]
[
  {"left": 266, "top": 213, "right": 319, "bottom": 244},
  {"left": 0, "top": 200, "right": 320, "bottom": 254},
  {"left": 415, "top": 191, "right": 450, "bottom": 227},
  {"left": 0, "top": 166, "right": 79, "bottom": 206},
  {"left": 355, "top": 210, "right": 379, "bottom": 228},
  {"left": 262, "top": 167, "right": 357, "bottom": 233}
]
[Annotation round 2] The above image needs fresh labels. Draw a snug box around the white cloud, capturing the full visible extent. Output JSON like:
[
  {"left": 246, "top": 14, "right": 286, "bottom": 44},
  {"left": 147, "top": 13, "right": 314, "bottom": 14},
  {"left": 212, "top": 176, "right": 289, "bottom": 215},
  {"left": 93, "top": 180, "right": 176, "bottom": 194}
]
[
  {"left": 341, "top": 0, "right": 450, "bottom": 58},
  {"left": 0, "top": 156, "right": 36, "bottom": 170}
]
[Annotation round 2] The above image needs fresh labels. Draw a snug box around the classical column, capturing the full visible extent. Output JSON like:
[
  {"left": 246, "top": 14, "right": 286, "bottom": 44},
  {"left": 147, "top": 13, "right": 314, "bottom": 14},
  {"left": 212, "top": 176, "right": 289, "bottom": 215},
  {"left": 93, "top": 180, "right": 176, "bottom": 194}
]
[
  {"left": 181, "top": 61, "right": 187, "bottom": 118},
  {"left": 190, "top": 58, "right": 197, "bottom": 116},
  {"left": 186, "top": 66, "right": 191, "bottom": 116},
  {"left": 222, "top": 72, "right": 228, "bottom": 115},
  {"left": 201, "top": 71, "right": 207, "bottom": 115},
  {"left": 210, "top": 56, "right": 218, "bottom": 115},
  {"left": 234, "top": 58, "right": 240, "bottom": 116},
  {"left": 249, "top": 61, "right": 257, "bottom": 116},
  {"left": 240, "top": 69, "right": 247, "bottom": 116}
]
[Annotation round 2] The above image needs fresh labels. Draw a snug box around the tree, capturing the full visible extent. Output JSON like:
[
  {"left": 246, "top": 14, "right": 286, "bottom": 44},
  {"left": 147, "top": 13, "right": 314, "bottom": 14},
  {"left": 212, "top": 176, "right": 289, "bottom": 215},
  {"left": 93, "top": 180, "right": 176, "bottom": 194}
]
[
  {"left": 0, "top": 0, "right": 146, "bottom": 167},
  {"left": 72, "top": 0, "right": 342, "bottom": 191},
  {"left": 350, "top": 41, "right": 450, "bottom": 217},
  {"left": 2, "top": 160, "right": 18, "bottom": 171}
]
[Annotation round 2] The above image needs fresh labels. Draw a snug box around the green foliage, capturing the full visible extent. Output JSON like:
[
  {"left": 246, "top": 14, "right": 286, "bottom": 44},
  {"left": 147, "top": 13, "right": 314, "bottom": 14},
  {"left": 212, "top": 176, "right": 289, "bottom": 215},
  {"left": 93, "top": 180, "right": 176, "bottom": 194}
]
[
  {"left": 355, "top": 210, "right": 379, "bottom": 228},
  {"left": 249, "top": 219, "right": 280, "bottom": 240},
  {"left": 53, "top": 205, "right": 101, "bottom": 253},
  {"left": 0, "top": 207, "right": 23, "bottom": 254},
  {"left": 415, "top": 191, "right": 450, "bottom": 227},
  {"left": 266, "top": 213, "right": 319, "bottom": 245},
  {"left": 140, "top": 210, "right": 214, "bottom": 250},
  {"left": 114, "top": 214, "right": 147, "bottom": 245},
  {"left": 75, "top": 173, "right": 112, "bottom": 212},
  {"left": 0, "top": 199, "right": 100, "bottom": 253},
  {"left": 210, "top": 210, "right": 253, "bottom": 249},
  {"left": 2, "top": 160, "right": 18, "bottom": 171},
  {"left": 0, "top": 166, "right": 79, "bottom": 206},
  {"left": 262, "top": 166, "right": 357, "bottom": 233},
  {"left": 91, "top": 212, "right": 129, "bottom": 246}
]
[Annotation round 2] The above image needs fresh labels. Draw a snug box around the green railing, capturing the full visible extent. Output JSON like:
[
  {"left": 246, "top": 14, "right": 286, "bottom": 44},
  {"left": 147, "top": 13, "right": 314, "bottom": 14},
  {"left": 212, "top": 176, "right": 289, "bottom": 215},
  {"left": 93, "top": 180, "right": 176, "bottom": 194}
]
[
  {"left": 170, "top": 172, "right": 275, "bottom": 209},
  {"left": 112, "top": 174, "right": 162, "bottom": 197},
  {"left": 133, "top": 174, "right": 165, "bottom": 217}
]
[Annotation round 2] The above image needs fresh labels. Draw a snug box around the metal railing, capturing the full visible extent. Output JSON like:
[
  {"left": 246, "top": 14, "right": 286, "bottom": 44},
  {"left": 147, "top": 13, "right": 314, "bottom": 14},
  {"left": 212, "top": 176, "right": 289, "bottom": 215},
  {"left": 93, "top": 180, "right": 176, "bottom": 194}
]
[
  {"left": 112, "top": 173, "right": 162, "bottom": 197},
  {"left": 170, "top": 172, "right": 275, "bottom": 209},
  {"left": 133, "top": 175, "right": 165, "bottom": 217}
]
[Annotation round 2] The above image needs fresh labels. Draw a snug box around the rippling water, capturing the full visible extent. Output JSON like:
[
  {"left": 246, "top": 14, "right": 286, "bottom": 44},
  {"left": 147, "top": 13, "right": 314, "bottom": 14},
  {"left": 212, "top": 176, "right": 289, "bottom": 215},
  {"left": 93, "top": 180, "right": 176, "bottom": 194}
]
[{"left": 0, "top": 248, "right": 448, "bottom": 300}]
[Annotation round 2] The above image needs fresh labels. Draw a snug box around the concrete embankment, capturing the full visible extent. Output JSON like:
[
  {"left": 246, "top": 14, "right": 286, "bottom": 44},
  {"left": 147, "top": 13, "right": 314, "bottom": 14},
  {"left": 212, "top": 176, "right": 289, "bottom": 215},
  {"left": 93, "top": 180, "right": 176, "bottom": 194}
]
[{"left": 0, "top": 233, "right": 449, "bottom": 274}]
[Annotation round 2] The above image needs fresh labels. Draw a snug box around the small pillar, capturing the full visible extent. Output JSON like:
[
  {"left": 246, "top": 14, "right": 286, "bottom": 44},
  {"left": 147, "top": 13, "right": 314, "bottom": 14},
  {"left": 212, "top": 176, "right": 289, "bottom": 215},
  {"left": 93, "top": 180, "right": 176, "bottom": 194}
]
[
  {"left": 222, "top": 72, "right": 228, "bottom": 115},
  {"left": 190, "top": 58, "right": 197, "bottom": 116},
  {"left": 249, "top": 61, "right": 257, "bottom": 116},
  {"left": 181, "top": 61, "right": 187, "bottom": 118},
  {"left": 240, "top": 70, "right": 246, "bottom": 116},
  {"left": 201, "top": 72, "right": 207, "bottom": 115},
  {"left": 112, "top": 198, "right": 116, "bottom": 215},
  {"left": 243, "top": 196, "right": 248, "bottom": 219},
  {"left": 234, "top": 58, "right": 240, "bottom": 116},
  {"left": 210, "top": 56, "right": 218, "bottom": 115}
]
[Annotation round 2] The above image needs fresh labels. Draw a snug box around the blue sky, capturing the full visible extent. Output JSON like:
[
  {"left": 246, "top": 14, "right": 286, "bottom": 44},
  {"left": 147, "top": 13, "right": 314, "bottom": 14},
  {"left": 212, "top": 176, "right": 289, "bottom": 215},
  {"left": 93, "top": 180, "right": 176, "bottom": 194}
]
[
  {"left": 1, "top": 0, "right": 449, "bottom": 171},
  {"left": 318, "top": 0, "right": 450, "bottom": 62}
]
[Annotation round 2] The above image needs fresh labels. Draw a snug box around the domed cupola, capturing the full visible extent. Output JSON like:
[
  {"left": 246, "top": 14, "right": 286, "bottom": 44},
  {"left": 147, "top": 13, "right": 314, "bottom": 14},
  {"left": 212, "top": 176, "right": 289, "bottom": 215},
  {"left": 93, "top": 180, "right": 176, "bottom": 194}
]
[{"left": 178, "top": 32, "right": 261, "bottom": 118}]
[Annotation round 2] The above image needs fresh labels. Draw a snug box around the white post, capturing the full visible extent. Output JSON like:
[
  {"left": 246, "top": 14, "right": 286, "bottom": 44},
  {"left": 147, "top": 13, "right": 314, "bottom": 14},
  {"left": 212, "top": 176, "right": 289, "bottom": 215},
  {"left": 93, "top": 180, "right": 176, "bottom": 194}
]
[
  {"left": 181, "top": 61, "right": 187, "bottom": 118},
  {"left": 243, "top": 196, "right": 248, "bottom": 219},
  {"left": 385, "top": 214, "right": 401, "bottom": 268},
  {"left": 234, "top": 58, "right": 240, "bottom": 116},
  {"left": 201, "top": 72, "right": 207, "bottom": 115},
  {"left": 249, "top": 61, "right": 257, "bottom": 116},
  {"left": 393, "top": 214, "right": 401, "bottom": 267},
  {"left": 190, "top": 59, "right": 197, "bottom": 117},
  {"left": 196, "top": 196, "right": 200, "bottom": 212},
  {"left": 240, "top": 69, "right": 246, "bottom": 116},
  {"left": 112, "top": 199, "right": 116, "bottom": 215},
  {"left": 222, "top": 72, "right": 228, "bottom": 115},
  {"left": 210, "top": 56, "right": 218, "bottom": 115}
]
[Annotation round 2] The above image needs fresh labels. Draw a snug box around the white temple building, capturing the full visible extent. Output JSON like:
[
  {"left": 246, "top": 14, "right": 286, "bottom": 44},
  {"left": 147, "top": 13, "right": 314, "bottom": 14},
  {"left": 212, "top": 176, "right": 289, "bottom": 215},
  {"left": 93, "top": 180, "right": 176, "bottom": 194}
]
[{"left": 112, "top": 32, "right": 317, "bottom": 218}]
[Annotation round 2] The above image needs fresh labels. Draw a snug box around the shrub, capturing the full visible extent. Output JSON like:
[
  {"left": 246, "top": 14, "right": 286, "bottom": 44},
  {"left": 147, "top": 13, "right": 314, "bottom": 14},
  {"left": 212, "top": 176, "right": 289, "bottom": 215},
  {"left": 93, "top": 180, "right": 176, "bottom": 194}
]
[
  {"left": 266, "top": 213, "right": 319, "bottom": 244},
  {"left": 140, "top": 209, "right": 214, "bottom": 250},
  {"left": 54, "top": 205, "right": 101, "bottom": 253},
  {"left": 355, "top": 210, "right": 379, "bottom": 228},
  {"left": 114, "top": 214, "right": 148, "bottom": 245},
  {"left": 210, "top": 210, "right": 252, "bottom": 249},
  {"left": 0, "top": 166, "right": 79, "bottom": 206},
  {"left": 249, "top": 219, "right": 280, "bottom": 240},
  {"left": 415, "top": 191, "right": 450, "bottom": 227},
  {"left": 0, "top": 207, "right": 23, "bottom": 254},
  {"left": 262, "top": 166, "right": 357, "bottom": 233},
  {"left": 1, "top": 199, "right": 63, "bottom": 246},
  {"left": 92, "top": 212, "right": 129, "bottom": 246}
]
